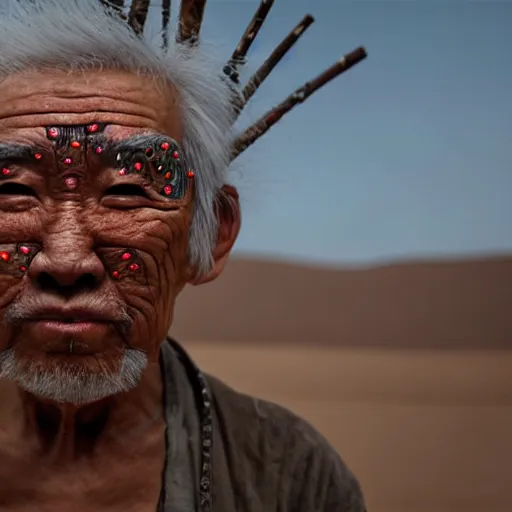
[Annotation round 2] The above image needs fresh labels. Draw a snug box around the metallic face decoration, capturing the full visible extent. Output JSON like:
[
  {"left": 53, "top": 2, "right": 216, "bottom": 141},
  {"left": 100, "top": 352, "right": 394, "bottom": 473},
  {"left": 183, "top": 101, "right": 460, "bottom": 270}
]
[{"left": 0, "top": 118, "right": 196, "bottom": 405}]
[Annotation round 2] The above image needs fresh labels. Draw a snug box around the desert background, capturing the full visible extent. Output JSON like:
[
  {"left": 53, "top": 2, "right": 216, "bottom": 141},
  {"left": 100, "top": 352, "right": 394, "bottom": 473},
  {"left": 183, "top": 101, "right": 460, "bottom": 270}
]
[{"left": 170, "top": 256, "right": 512, "bottom": 512}]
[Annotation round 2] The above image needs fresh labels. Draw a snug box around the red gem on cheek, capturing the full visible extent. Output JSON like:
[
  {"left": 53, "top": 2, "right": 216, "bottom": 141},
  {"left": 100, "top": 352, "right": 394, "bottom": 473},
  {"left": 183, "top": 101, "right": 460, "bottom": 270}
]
[
  {"left": 160, "top": 142, "right": 170, "bottom": 151},
  {"left": 0, "top": 251, "right": 10, "bottom": 262},
  {"left": 172, "top": 151, "right": 179, "bottom": 159},
  {"left": 112, "top": 270, "right": 120, "bottom": 279},
  {"left": 134, "top": 162, "right": 143, "bottom": 171},
  {"left": 19, "top": 246, "right": 31, "bottom": 255},
  {"left": 71, "top": 141, "right": 81, "bottom": 148},
  {"left": 164, "top": 172, "right": 172, "bottom": 180},
  {"left": 64, "top": 157, "right": 73, "bottom": 165},
  {"left": 34, "top": 153, "right": 43, "bottom": 161},
  {"left": 87, "top": 123, "right": 100, "bottom": 133},
  {"left": 19, "top": 266, "right": 27, "bottom": 272},
  {"left": 187, "top": 170, "right": 195, "bottom": 178},
  {"left": 129, "top": 263, "right": 140, "bottom": 272},
  {"left": 1, "top": 167, "right": 10, "bottom": 176},
  {"left": 121, "top": 252, "right": 132, "bottom": 261},
  {"left": 118, "top": 168, "right": 128, "bottom": 176},
  {"left": 95, "top": 146, "right": 103, "bottom": 154},
  {"left": 163, "top": 185, "right": 173, "bottom": 196}
]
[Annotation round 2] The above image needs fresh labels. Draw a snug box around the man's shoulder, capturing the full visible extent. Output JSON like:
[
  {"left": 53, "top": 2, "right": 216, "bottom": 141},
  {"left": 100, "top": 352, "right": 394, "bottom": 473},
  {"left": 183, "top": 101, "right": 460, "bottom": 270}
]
[
  {"left": 205, "top": 374, "right": 366, "bottom": 511},
  {"left": 206, "top": 372, "right": 331, "bottom": 452}
]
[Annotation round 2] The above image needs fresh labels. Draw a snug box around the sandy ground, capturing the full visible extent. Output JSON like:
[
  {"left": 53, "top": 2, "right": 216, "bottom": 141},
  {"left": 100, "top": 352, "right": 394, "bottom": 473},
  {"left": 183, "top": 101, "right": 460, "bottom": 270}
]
[{"left": 185, "top": 343, "right": 512, "bottom": 512}]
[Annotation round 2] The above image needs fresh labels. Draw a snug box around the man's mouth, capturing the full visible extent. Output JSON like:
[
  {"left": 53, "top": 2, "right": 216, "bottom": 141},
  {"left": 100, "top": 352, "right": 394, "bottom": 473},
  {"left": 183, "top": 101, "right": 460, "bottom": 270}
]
[
  {"left": 16, "top": 307, "right": 127, "bottom": 354},
  {"left": 32, "top": 320, "right": 112, "bottom": 349},
  {"left": 25, "top": 307, "right": 119, "bottom": 324}
]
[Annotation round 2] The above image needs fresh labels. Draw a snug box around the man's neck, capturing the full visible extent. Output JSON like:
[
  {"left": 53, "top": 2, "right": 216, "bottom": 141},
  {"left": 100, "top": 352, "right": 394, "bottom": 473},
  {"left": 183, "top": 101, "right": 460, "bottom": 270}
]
[{"left": 0, "top": 360, "right": 165, "bottom": 462}]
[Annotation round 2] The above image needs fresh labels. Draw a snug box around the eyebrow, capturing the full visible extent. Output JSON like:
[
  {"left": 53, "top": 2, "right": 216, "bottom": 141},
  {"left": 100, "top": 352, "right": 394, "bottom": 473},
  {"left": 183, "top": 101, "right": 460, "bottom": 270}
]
[
  {"left": 0, "top": 142, "right": 45, "bottom": 161},
  {"left": 0, "top": 133, "right": 184, "bottom": 164},
  {"left": 106, "top": 133, "right": 182, "bottom": 154}
]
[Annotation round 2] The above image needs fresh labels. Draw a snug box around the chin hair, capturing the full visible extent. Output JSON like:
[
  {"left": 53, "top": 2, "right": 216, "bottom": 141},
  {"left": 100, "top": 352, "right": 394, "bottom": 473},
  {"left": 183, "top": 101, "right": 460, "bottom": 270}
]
[{"left": 0, "top": 346, "right": 148, "bottom": 405}]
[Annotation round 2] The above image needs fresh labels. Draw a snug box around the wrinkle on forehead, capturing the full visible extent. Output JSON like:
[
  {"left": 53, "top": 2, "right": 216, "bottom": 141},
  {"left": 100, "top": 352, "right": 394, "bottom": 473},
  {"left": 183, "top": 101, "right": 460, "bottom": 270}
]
[{"left": 0, "top": 69, "right": 183, "bottom": 140}]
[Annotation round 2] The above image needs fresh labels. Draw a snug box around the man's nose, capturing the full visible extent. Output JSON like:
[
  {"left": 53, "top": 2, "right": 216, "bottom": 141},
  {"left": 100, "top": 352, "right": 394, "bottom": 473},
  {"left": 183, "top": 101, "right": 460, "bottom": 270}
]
[{"left": 28, "top": 241, "right": 105, "bottom": 296}]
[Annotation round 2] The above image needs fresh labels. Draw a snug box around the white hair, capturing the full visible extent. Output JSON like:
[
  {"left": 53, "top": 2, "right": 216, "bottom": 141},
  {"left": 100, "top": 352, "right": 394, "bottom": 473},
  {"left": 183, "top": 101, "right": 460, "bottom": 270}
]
[
  {"left": 0, "top": 0, "right": 237, "bottom": 275},
  {"left": 0, "top": 345, "right": 148, "bottom": 404}
]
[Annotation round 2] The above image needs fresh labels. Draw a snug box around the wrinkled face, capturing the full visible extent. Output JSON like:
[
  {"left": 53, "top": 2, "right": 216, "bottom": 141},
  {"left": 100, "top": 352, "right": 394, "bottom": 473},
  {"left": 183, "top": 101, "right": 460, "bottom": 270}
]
[{"left": 0, "top": 69, "right": 195, "bottom": 404}]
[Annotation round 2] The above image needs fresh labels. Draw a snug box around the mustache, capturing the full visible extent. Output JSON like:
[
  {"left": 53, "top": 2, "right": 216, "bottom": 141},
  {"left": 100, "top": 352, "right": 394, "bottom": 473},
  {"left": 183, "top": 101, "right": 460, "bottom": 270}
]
[{"left": 2, "top": 293, "right": 133, "bottom": 333}]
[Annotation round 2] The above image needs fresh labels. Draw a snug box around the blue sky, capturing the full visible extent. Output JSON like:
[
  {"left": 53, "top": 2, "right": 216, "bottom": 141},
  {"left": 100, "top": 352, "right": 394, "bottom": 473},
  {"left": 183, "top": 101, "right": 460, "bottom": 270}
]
[{"left": 159, "top": 1, "right": 512, "bottom": 266}]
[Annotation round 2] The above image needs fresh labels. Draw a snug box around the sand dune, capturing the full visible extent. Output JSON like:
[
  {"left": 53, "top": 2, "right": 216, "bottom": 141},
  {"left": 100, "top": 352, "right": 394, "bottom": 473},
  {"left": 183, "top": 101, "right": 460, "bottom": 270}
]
[{"left": 172, "top": 255, "right": 512, "bottom": 349}]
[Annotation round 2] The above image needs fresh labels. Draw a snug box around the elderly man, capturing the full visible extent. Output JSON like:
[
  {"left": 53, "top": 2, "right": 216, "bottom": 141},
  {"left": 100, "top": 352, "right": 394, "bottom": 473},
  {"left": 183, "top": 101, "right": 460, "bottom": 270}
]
[{"left": 0, "top": 1, "right": 367, "bottom": 510}]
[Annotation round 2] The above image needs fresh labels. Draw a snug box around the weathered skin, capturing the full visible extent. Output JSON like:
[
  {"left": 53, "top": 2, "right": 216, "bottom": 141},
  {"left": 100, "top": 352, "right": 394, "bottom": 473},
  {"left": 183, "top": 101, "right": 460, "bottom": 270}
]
[{"left": 0, "top": 69, "right": 240, "bottom": 511}]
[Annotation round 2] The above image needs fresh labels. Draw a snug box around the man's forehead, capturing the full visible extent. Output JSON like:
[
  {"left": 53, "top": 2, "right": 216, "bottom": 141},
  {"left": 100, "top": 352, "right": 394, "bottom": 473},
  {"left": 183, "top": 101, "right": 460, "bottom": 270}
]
[{"left": 0, "top": 68, "right": 182, "bottom": 139}]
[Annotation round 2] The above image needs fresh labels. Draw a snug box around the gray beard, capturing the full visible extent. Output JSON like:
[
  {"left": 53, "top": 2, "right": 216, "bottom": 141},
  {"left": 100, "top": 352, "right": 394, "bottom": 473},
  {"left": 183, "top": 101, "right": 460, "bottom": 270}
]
[{"left": 0, "top": 347, "right": 148, "bottom": 405}]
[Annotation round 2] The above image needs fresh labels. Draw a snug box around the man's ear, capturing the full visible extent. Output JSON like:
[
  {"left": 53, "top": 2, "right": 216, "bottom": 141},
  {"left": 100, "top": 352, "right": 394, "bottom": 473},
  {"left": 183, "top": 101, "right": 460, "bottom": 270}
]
[{"left": 190, "top": 184, "right": 241, "bottom": 286}]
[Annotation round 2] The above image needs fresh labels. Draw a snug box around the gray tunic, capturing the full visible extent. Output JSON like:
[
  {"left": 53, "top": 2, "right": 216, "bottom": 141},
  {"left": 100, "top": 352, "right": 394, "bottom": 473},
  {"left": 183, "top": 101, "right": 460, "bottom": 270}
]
[{"left": 159, "top": 339, "right": 366, "bottom": 511}]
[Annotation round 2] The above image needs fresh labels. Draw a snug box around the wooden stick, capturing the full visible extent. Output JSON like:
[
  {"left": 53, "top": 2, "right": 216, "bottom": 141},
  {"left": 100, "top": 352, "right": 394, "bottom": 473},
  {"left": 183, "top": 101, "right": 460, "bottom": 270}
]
[
  {"left": 223, "top": 0, "right": 275, "bottom": 84},
  {"left": 230, "top": 46, "right": 368, "bottom": 161},
  {"left": 234, "top": 14, "right": 315, "bottom": 112},
  {"left": 177, "top": 0, "right": 207, "bottom": 44},
  {"left": 99, "top": 0, "right": 127, "bottom": 19},
  {"left": 162, "top": 0, "right": 171, "bottom": 48},
  {"left": 128, "top": 0, "right": 151, "bottom": 34}
]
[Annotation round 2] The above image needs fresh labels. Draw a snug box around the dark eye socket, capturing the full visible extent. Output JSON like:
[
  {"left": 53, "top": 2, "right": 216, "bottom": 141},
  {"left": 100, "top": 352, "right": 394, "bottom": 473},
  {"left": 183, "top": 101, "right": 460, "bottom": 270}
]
[
  {"left": 0, "top": 182, "right": 38, "bottom": 197},
  {"left": 104, "top": 184, "right": 150, "bottom": 198}
]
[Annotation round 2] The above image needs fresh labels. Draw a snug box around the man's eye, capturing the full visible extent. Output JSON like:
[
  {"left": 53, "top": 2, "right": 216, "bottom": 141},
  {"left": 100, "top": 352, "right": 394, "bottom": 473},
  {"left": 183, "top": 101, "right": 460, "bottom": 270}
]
[
  {"left": 0, "top": 182, "right": 38, "bottom": 197},
  {"left": 104, "top": 184, "right": 150, "bottom": 198}
]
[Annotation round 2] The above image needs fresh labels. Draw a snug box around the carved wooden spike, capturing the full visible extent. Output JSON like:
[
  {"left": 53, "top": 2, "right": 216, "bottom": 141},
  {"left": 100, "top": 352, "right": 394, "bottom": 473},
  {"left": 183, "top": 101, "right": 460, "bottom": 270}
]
[
  {"left": 223, "top": 0, "right": 275, "bottom": 84},
  {"left": 128, "top": 0, "right": 151, "bottom": 35},
  {"left": 177, "top": 0, "right": 207, "bottom": 44},
  {"left": 234, "top": 14, "right": 315, "bottom": 113},
  {"left": 162, "top": 0, "right": 171, "bottom": 48},
  {"left": 230, "top": 46, "right": 368, "bottom": 162}
]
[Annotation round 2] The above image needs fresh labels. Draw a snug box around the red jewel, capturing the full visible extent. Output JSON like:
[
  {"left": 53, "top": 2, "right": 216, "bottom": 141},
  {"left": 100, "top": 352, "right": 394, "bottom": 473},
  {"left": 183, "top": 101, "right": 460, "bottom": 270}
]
[
  {"left": 0, "top": 251, "right": 10, "bottom": 262},
  {"left": 118, "top": 168, "right": 128, "bottom": 176},
  {"left": 187, "top": 170, "right": 195, "bottom": 178},
  {"left": 134, "top": 162, "right": 143, "bottom": 171},
  {"left": 129, "top": 263, "right": 139, "bottom": 272},
  {"left": 19, "top": 246, "right": 30, "bottom": 255},
  {"left": 64, "top": 176, "right": 78, "bottom": 189},
  {"left": 163, "top": 185, "right": 172, "bottom": 195},
  {"left": 95, "top": 146, "right": 103, "bottom": 154},
  {"left": 160, "top": 142, "right": 170, "bottom": 151},
  {"left": 172, "top": 151, "right": 179, "bottom": 159},
  {"left": 145, "top": 148, "right": 154, "bottom": 156},
  {"left": 64, "top": 157, "right": 73, "bottom": 165},
  {"left": 121, "top": 252, "right": 132, "bottom": 261},
  {"left": 71, "top": 141, "right": 81, "bottom": 148},
  {"left": 87, "top": 123, "right": 100, "bottom": 133},
  {"left": 1, "top": 167, "right": 10, "bottom": 176},
  {"left": 164, "top": 172, "right": 172, "bottom": 179},
  {"left": 112, "top": 270, "right": 120, "bottom": 279},
  {"left": 47, "top": 127, "right": 59, "bottom": 139},
  {"left": 19, "top": 266, "right": 27, "bottom": 272},
  {"left": 34, "top": 153, "right": 43, "bottom": 160}
]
